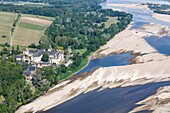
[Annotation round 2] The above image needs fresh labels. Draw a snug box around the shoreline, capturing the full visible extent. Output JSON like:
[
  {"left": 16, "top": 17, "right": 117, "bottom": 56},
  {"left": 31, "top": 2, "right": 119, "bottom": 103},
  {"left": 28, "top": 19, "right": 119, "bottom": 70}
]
[
  {"left": 15, "top": 57, "right": 170, "bottom": 113},
  {"left": 152, "top": 13, "right": 170, "bottom": 23}
]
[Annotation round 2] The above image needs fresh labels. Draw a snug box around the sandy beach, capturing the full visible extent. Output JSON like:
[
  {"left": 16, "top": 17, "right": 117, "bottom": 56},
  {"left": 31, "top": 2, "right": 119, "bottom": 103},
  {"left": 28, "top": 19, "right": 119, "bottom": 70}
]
[
  {"left": 16, "top": 58, "right": 170, "bottom": 113},
  {"left": 92, "top": 23, "right": 170, "bottom": 63},
  {"left": 130, "top": 86, "right": 170, "bottom": 113},
  {"left": 153, "top": 13, "right": 170, "bottom": 23}
]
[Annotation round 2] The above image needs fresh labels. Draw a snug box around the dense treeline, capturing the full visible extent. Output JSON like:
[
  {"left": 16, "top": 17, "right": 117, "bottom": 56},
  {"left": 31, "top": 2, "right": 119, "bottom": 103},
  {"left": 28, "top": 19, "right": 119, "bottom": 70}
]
[
  {"left": 0, "top": 0, "right": 105, "bottom": 17},
  {"left": 46, "top": 2, "right": 132, "bottom": 52},
  {"left": 147, "top": 3, "right": 170, "bottom": 15},
  {"left": 0, "top": 61, "right": 33, "bottom": 113},
  {"left": 3, "top": 0, "right": 50, "bottom": 3}
]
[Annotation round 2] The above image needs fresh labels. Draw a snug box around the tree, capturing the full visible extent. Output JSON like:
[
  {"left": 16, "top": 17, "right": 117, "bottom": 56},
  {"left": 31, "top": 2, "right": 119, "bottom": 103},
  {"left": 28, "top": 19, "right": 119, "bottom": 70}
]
[
  {"left": 28, "top": 43, "right": 37, "bottom": 48},
  {"left": 41, "top": 54, "right": 49, "bottom": 62},
  {"left": 16, "top": 45, "right": 19, "bottom": 52}
]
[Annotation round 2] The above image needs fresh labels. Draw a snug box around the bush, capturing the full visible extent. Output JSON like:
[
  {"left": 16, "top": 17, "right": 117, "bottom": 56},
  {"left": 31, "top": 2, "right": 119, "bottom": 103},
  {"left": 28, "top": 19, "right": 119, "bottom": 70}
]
[{"left": 41, "top": 54, "right": 49, "bottom": 62}]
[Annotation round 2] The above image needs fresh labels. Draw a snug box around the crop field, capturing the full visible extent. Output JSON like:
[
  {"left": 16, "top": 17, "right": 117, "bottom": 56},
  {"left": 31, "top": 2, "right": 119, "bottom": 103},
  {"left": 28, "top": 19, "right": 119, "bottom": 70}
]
[
  {"left": 19, "top": 22, "right": 46, "bottom": 31},
  {"left": 13, "top": 14, "right": 54, "bottom": 46},
  {"left": 21, "top": 14, "right": 55, "bottom": 21},
  {"left": 0, "top": 12, "right": 16, "bottom": 44},
  {"left": 13, "top": 27, "right": 44, "bottom": 46},
  {"left": 0, "top": 11, "right": 54, "bottom": 46}
]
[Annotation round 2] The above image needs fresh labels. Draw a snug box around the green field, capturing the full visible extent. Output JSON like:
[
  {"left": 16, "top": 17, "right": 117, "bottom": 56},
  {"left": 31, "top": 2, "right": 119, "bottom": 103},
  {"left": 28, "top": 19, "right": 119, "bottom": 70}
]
[
  {"left": 19, "top": 22, "right": 46, "bottom": 31},
  {"left": 13, "top": 14, "right": 53, "bottom": 46},
  {"left": 0, "top": 12, "right": 54, "bottom": 46},
  {"left": 21, "top": 14, "right": 55, "bottom": 21},
  {"left": 0, "top": 12, "right": 17, "bottom": 44}
]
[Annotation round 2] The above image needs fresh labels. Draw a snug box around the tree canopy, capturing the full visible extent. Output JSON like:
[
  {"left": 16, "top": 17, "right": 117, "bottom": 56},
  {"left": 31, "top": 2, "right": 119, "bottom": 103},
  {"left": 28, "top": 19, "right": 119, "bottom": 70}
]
[{"left": 41, "top": 54, "right": 49, "bottom": 62}]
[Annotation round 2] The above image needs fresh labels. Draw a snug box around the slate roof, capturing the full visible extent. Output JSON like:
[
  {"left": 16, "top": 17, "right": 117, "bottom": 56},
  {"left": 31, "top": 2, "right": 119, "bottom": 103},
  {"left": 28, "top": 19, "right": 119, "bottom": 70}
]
[
  {"left": 32, "top": 50, "right": 61, "bottom": 57},
  {"left": 29, "top": 50, "right": 38, "bottom": 54},
  {"left": 16, "top": 55, "right": 23, "bottom": 58},
  {"left": 28, "top": 66, "right": 36, "bottom": 71},
  {"left": 23, "top": 70, "right": 31, "bottom": 76}
]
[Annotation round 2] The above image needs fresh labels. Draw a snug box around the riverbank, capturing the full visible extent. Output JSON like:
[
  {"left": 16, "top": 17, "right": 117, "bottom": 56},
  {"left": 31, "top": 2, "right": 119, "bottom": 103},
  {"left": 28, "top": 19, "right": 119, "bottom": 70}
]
[
  {"left": 153, "top": 13, "right": 170, "bottom": 23},
  {"left": 92, "top": 23, "right": 169, "bottom": 63},
  {"left": 130, "top": 86, "right": 170, "bottom": 113},
  {"left": 16, "top": 58, "right": 170, "bottom": 113}
]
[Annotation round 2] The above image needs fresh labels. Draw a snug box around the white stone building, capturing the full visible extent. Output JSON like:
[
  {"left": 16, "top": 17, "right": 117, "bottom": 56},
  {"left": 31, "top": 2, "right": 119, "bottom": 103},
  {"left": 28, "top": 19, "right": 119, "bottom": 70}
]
[{"left": 16, "top": 49, "right": 64, "bottom": 67}]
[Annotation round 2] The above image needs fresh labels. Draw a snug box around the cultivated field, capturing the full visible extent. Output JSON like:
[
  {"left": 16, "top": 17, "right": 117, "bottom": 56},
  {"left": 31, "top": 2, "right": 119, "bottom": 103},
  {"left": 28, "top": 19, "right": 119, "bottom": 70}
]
[
  {"left": 13, "top": 14, "right": 54, "bottom": 46},
  {"left": 0, "top": 12, "right": 17, "bottom": 44},
  {"left": 0, "top": 11, "right": 54, "bottom": 47},
  {"left": 13, "top": 27, "right": 44, "bottom": 46}
]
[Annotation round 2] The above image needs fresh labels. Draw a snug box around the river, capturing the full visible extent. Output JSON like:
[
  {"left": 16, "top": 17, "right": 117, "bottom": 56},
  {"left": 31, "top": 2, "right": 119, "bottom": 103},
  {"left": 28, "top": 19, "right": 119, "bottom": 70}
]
[
  {"left": 43, "top": 0, "right": 170, "bottom": 112},
  {"left": 77, "top": 52, "right": 133, "bottom": 74},
  {"left": 44, "top": 81, "right": 170, "bottom": 113}
]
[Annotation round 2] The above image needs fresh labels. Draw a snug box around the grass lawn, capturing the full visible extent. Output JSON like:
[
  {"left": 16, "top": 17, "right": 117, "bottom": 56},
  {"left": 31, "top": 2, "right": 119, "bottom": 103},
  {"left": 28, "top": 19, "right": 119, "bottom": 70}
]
[
  {"left": 72, "top": 48, "right": 87, "bottom": 55},
  {"left": 60, "top": 56, "right": 89, "bottom": 81},
  {"left": 98, "top": 16, "right": 118, "bottom": 28},
  {"left": 19, "top": 22, "right": 46, "bottom": 31},
  {"left": 105, "top": 17, "right": 119, "bottom": 28}
]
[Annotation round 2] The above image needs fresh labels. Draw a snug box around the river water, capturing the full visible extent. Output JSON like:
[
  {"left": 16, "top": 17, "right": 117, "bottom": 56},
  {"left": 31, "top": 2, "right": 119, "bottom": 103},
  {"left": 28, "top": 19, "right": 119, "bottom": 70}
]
[
  {"left": 77, "top": 52, "right": 133, "bottom": 74},
  {"left": 44, "top": 81, "right": 170, "bottom": 113},
  {"left": 44, "top": 0, "right": 170, "bottom": 112}
]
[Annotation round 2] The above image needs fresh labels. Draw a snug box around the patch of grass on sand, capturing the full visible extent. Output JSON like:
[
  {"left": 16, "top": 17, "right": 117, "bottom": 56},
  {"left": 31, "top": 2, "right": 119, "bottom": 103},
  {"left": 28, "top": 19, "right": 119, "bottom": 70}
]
[{"left": 19, "top": 22, "right": 46, "bottom": 31}]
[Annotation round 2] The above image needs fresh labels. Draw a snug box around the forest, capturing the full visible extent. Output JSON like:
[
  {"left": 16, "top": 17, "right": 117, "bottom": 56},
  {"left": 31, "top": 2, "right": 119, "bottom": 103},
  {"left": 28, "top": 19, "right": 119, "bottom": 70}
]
[
  {"left": 0, "top": 61, "right": 33, "bottom": 113},
  {"left": 0, "top": 0, "right": 132, "bottom": 112}
]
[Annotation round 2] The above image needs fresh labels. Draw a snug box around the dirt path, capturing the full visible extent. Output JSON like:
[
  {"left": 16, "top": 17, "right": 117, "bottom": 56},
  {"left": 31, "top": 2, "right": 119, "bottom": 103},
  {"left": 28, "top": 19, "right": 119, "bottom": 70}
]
[{"left": 10, "top": 14, "right": 21, "bottom": 46}]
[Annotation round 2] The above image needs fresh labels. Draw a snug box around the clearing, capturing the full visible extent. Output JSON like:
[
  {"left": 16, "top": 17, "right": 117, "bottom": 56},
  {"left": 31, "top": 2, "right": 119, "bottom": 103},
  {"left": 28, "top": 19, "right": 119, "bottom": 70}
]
[{"left": 105, "top": 17, "right": 118, "bottom": 28}]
